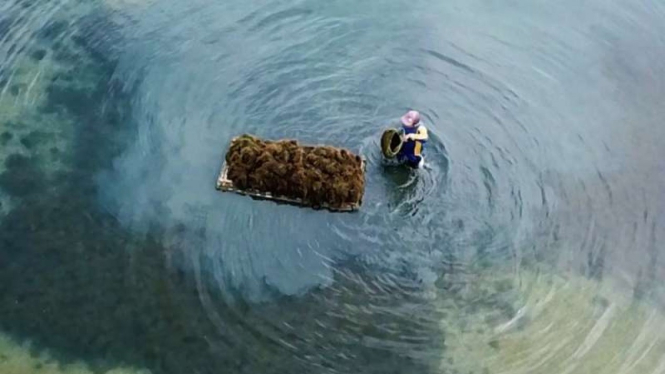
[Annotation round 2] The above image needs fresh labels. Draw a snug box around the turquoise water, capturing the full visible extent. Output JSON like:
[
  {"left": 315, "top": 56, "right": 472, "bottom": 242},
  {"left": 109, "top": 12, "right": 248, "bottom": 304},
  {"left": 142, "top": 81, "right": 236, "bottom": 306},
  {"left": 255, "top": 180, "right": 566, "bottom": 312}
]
[{"left": 1, "top": 0, "right": 664, "bottom": 373}]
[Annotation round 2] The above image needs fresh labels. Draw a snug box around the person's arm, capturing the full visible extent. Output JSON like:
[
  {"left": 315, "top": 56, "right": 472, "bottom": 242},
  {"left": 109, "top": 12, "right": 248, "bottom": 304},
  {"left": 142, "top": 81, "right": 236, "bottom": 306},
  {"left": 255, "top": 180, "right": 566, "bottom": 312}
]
[{"left": 405, "top": 126, "right": 428, "bottom": 141}]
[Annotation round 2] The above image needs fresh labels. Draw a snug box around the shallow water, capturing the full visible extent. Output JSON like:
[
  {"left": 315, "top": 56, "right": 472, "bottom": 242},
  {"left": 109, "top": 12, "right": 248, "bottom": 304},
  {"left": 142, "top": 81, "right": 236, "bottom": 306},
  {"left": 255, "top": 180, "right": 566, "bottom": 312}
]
[{"left": 1, "top": 0, "right": 664, "bottom": 373}]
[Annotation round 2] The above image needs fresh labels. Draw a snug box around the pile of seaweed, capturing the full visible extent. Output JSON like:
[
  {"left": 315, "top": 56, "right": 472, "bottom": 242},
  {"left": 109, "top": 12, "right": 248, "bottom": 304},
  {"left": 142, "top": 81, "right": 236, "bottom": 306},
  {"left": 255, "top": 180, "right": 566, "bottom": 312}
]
[{"left": 225, "top": 134, "right": 365, "bottom": 209}]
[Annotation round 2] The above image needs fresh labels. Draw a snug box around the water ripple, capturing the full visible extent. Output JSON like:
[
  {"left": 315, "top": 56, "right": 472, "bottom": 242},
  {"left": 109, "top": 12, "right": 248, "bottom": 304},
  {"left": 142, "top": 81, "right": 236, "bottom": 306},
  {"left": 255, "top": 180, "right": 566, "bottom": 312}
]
[{"left": 0, "top": 0, "right": 664, "bottom": 373}]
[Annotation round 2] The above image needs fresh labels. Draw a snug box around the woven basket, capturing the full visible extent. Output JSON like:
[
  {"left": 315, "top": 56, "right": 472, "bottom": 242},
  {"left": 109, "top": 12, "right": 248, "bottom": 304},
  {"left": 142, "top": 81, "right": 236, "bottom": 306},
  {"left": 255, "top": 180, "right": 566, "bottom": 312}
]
[{"left": 381, "top": 128, "right": 403, "bottom": 159}]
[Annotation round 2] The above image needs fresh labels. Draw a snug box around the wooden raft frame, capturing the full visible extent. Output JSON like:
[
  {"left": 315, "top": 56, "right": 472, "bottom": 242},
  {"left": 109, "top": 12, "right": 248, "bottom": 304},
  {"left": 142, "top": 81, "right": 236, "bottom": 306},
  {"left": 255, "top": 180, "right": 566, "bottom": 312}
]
[{"left": 215, "top": 138, "right": 366, "bottom": 212}]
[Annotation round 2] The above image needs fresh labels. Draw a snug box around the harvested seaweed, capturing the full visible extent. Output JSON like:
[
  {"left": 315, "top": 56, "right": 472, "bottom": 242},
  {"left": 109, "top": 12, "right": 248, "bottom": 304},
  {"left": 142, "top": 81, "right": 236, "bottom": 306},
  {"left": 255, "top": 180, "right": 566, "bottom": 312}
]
[{"left": 218, "top": 135, "right": 365, "bottom": 211}]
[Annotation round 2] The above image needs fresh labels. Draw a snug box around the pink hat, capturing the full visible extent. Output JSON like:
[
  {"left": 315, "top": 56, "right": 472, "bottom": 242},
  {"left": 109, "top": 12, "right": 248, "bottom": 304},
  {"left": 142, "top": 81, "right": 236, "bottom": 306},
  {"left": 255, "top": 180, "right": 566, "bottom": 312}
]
[{"left": 401, "top": 110, "right": 421, "bottom": 127}]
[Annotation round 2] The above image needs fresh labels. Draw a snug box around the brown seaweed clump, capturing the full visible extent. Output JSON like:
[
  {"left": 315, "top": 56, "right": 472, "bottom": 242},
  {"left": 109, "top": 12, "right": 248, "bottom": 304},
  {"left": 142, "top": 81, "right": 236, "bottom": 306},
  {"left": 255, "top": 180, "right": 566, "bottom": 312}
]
[{"left": 225, "top": 134, "right": 365, "bottom": 209}]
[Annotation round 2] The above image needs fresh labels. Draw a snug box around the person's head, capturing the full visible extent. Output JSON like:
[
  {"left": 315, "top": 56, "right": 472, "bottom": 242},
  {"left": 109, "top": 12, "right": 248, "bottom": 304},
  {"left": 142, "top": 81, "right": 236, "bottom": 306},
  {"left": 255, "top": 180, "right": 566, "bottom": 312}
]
[{"left": 401, "top": 110, "right": 420, "bottom": 127}]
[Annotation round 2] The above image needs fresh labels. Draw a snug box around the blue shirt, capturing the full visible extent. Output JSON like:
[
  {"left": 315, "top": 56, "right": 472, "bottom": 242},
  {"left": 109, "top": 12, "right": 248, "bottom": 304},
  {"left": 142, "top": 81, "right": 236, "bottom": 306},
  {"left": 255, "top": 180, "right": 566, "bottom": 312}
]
[{"left": 399, "top": 124, "right": 428, "bottom": 160}]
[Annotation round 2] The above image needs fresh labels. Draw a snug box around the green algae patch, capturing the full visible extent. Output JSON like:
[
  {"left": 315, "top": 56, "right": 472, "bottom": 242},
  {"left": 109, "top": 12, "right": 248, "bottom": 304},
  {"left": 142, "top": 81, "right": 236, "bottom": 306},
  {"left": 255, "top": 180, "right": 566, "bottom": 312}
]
[
  {"left": 0, "top": 154, "right": 42, "bottom": 197},
  {"left": 0, "top": 50, "right": 76, "bottom": 198},
  {"left": 0, "top": 5, "right": 120, "bottom": 217},
  {"left": 437, "top": 270, "right": 665, "bottom": 374},
  {"left": 0, "top": 333, "right": 151, "bottom": 374}
]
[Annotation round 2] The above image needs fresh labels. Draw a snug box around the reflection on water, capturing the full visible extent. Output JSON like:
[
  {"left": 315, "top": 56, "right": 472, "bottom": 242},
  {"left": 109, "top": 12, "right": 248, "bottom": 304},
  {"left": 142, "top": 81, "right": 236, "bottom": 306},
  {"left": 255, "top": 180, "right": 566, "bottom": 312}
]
[{"left": 0, "top": 0, "right": 664, "bottom": 373}]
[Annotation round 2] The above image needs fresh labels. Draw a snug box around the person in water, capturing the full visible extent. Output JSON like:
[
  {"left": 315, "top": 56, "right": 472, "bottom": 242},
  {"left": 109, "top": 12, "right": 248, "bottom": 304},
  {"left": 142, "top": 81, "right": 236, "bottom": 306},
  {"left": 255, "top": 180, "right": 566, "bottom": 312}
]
[{"left": 397, "top": 110, "right": 428, "bottom": 168}]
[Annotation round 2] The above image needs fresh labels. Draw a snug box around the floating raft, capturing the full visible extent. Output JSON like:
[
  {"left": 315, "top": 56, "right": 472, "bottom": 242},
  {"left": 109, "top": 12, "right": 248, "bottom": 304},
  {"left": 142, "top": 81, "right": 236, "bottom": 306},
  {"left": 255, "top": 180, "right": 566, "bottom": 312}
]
[{"left": 215, "top": 137, "right": 366, "bottom": 212}]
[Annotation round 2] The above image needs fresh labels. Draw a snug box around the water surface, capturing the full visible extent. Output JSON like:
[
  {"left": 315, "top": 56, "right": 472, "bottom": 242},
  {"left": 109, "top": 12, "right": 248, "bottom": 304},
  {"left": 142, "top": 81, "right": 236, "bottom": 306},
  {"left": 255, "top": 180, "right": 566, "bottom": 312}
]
[{"left": 0, "top": 0, "right": 664, "bottom": 373}]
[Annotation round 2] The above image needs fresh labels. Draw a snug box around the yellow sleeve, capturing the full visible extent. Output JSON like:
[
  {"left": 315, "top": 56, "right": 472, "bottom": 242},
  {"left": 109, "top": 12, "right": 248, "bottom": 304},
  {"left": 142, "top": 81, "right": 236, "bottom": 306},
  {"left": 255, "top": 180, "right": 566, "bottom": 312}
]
[{"left": 413, "top": 126, "right": 428, "bottom": 141}]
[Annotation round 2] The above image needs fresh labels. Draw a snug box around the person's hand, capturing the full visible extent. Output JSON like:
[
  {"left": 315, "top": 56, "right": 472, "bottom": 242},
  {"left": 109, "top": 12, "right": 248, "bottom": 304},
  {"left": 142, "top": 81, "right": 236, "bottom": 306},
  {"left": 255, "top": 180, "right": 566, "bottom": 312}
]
[{"left": 404, "top": 134, "right": 414, "bottom": 141}]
